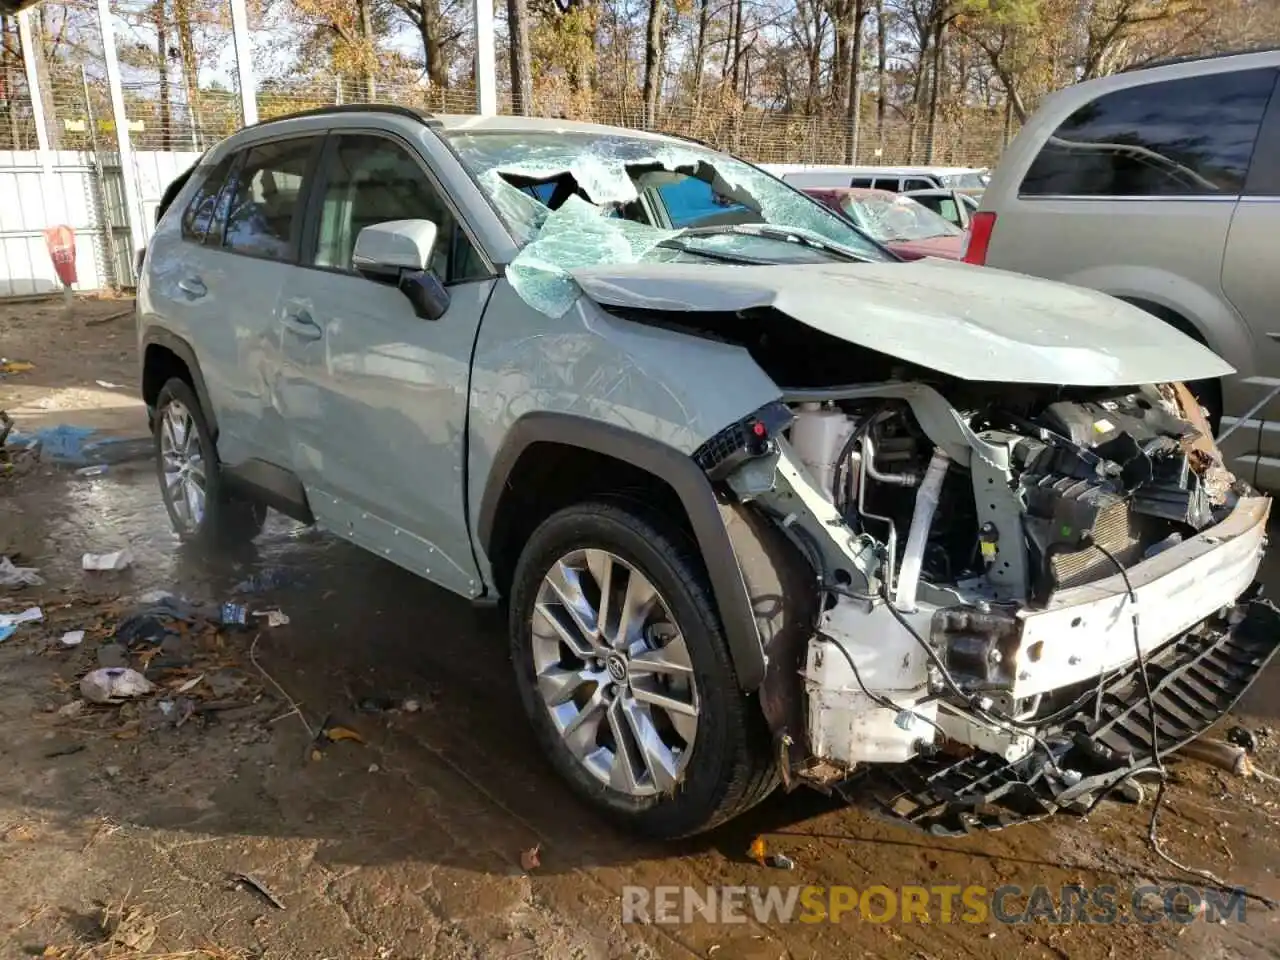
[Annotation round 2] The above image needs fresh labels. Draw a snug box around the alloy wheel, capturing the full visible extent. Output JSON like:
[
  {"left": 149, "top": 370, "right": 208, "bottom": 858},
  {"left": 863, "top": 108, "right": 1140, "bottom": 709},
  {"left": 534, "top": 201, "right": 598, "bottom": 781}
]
[
  {"left": 159, "top": 400, "right": 206, "bottom": 531},
  {"left": 530, "top": 548, "right": 700, "bottom": 797}
]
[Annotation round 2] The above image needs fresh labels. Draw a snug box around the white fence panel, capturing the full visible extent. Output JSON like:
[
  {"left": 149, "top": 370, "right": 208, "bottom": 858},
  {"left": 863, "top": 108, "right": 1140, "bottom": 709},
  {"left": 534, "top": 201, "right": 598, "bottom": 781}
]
[{"left": 0, "top": 149, "right": 200, "bottom": 298}]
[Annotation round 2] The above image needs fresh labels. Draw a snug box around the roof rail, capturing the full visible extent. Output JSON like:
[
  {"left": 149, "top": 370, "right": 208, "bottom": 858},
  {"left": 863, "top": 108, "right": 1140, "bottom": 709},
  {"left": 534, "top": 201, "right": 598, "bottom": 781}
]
[
  {"left": 249, "top": 103, "right": 441, "bottom": 129},
  {"left": 1122, "top": 46, "right": 1280, "bottom": 73}
]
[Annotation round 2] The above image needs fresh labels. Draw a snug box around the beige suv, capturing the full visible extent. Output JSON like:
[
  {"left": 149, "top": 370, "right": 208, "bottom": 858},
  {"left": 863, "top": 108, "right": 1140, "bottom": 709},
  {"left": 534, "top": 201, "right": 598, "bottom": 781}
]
[{"left": 967, "top": 50, "right": 1280, "bottom": 489}]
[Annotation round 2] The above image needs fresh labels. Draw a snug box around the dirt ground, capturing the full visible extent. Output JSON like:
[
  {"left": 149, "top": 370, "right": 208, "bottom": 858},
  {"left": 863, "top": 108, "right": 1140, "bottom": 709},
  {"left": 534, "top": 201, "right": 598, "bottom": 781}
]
[{"left": 3, "top": 300, "right": 1280, "bottom": 960}]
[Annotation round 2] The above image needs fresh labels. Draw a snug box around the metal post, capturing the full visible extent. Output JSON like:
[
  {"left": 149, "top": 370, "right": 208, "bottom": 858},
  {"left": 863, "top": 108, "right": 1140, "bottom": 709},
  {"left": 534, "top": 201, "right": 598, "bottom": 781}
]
[
  {"left": 96, "top": 0, "right": 146, "bottom": 270},
  {"left": 16, "top": 10, "right": 50, "bottom": 169},
  {"left": 229, "top": 0, "right": 258, "bottom": 126},
  {"left": 473, "top": 0, "right": 497, "bottom": 116},
  {"left": 82, "top": 65, "right": 121, "bottom": 291}
]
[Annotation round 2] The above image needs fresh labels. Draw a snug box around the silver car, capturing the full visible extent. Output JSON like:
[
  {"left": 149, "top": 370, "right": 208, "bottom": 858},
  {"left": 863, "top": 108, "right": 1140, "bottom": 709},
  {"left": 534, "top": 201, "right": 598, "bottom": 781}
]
[
  {"left": 968, "top": 49, "right": 1280, "bottom": 491},
  {"left": 137, "top": 106, "right": 1278, "bottom": 838}
]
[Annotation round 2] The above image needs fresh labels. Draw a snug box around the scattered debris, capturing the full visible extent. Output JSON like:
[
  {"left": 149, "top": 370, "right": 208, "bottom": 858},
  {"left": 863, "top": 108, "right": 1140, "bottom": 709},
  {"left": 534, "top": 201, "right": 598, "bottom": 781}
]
[
  {"left": 323, "top": 725, "right": 365, "bottom": 744},
  {"left": 253, "top": 609, "right": 290, "bottom": 628},
  {"left": 59, "top": 630, "right": 85, "bottom": 647},
  {"left": 233, "top": 872, "right": 286, "bottom": 910},
  {"left": 402, "top": 698, "right": 423, "bottom": 713},
  {"left": 1226, "top": 725, "right": 1259, "bottom": 754},
  {"left": 0, "top": 556, "right": 43, "bottom": 587},
  {"left": 1181, "top": 738, "right": 1254, "bottom": 777},
  {"left": 82, "top": 548, "right": 133, "bottom": 571},
  {"left": 221, "top": 602, "right": 249, "bottom": 627},
  {"left": 174, "top": 673, "right": 205, "bottom": 693},
  {"left": 0, "top": 358, "right": 35, "bottom": 374},
  {"left": 95, "top": 379, "right": 123, "bottom": 389},
  {"left": 57, "top": 699, "right": 86, "bottom": 718},
  {"left": 80, "top": 667, "right": 155, "bottom": 704},
  {"left": 765, "top": 853, "right": 796, "bottom": 870},
  {"left": 100, "top": 901, "right": 158, "bottom": 952},
  {"left": 74, "top": 464, "right": 109, "bottom": 477},
  {"left": 43, "top": 739, "right": 86, "bottom": 758},
  {"left": 368, "top": 763, "right": 380, "bottom": 773},
  {"left": 520, "top": 844, "right": 541, "bottom": 872},
  {"left": 250, "top": 633, "right": 314, "bottom": 740},
  {"left": 747, "top": 836, "right": 767, "bottom": 866},
  {"left": 0, "top": 606, "right": 43, "bottom": 641}
]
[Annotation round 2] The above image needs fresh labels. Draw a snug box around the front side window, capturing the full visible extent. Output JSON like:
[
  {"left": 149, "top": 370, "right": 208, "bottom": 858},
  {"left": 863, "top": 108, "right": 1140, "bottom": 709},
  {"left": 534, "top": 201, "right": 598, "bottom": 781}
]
[
  {"left": 180, "top": 155, "right": 235, "bottom": 242},
  {"left": 312, "top": 134, "right": 485, "bottom": 282},
  {"left": 902, "top": 177, "right": 934, "bottom": 191},
  {"left": 1020, "top": 68, "right": 1277, "bottom": 197},
  {"left": 222, "top": 137, "right": 319, "bottom": 260}
]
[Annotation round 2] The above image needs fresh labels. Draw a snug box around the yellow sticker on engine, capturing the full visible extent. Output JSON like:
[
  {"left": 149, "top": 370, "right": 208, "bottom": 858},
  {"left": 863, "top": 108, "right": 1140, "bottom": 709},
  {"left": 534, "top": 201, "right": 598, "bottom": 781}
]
[
  {"left": 1093, "top": 418, "right": 1115, "bottom": 433},
  {"left": 980, "top": 542, "right": 998, "bottom": 559}
]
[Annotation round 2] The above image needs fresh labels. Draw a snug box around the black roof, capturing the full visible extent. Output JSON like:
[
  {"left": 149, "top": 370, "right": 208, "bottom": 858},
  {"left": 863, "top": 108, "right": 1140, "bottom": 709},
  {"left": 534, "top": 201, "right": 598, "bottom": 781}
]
[{"left": 249, "top": 103, "right": 440, "bottom": 129}]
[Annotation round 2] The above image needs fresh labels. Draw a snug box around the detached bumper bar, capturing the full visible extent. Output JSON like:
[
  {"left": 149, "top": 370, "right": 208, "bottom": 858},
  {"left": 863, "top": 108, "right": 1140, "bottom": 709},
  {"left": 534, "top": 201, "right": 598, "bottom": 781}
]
[{"left": 847, "top": 595, "right": 1280, "bottom": 836}]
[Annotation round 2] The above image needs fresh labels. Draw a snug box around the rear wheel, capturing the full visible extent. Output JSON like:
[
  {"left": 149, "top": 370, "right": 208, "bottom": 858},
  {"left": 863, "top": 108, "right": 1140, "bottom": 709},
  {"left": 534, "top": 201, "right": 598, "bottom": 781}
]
[
  {"left": 508, "top": 500, "right": 776, "bottom": 838},
  {"left": 154, "top": 378, "right": 266, "bottom": 545}
]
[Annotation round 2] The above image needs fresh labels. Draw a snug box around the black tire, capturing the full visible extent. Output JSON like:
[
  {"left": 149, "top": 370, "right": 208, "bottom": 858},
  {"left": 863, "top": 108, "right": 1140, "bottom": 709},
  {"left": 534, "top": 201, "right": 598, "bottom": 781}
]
[
  {"left": 153, "top": 377, "right": 266, "bottom": 546},
  {"left": 508, "top": 500, "right": 777, "bottom": 838}
]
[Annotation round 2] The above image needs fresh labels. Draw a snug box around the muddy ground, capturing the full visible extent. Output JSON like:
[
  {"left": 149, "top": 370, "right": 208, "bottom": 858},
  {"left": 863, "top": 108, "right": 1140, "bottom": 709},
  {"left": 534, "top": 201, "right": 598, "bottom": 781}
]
[{"left": 2, "top": 299, "right": 1280, "bottom": 959}]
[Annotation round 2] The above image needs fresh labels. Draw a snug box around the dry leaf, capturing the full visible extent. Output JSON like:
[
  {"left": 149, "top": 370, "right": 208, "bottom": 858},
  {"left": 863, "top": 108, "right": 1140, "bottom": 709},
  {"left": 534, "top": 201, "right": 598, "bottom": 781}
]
[
  {"left": 175, "top": 673, "right": 204, "bottom": 693},
  {"left": 324, "top": 726, "right": 364, "bottom": 744},
  {"left": 310, "top": 748, "right": 322, "bottom": 762},
  {"left": 113, "top": 723, "right": 140, "bottom": 741},
  {"left": 520, "top": 844, "right": 541, "bottom": 871},
  {"left": 747, "top": 835, "right": 767, "bottom": 865}
]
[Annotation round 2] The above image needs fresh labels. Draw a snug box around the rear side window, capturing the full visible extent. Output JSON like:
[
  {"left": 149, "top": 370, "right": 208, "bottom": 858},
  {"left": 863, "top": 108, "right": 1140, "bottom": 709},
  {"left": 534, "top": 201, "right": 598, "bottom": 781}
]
[
  {"left": 1020, "top": 68, "right": 1277, "bottom": 197},
  {"left": 903, "top": 177, "right": 933, "bottom": 191},
  {"left": 850, "top": 177, "right": 876, "bottom": 188},
  {"left": 180, "top": 155, "right": 235, "bottom": 242},
  {"left": 222, "top": 137, "right": 320, "bottom": 261}
]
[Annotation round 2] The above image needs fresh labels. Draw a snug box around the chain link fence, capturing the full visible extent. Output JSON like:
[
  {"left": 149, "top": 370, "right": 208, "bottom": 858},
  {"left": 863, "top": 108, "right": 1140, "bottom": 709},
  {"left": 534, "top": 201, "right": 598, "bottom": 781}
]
[{"left": 1, "top": 70, "right": 1012, "bottom": 168}]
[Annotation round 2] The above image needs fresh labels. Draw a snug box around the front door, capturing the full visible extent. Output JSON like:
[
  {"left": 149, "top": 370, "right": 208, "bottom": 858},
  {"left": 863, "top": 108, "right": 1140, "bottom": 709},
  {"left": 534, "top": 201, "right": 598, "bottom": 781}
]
[{"left": 275, "top": 131, "right": 495, "bottom": 598}]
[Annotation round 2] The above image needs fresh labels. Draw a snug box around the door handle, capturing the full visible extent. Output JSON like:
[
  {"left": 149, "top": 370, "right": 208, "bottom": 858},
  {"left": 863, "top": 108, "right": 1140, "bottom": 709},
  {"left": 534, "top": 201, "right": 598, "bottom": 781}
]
[
  {"left": 177, "top": 276, "right": 206, "bottom": 298},
  {"left": 282, "top": 310, "right": 322, "bottom": 341}
]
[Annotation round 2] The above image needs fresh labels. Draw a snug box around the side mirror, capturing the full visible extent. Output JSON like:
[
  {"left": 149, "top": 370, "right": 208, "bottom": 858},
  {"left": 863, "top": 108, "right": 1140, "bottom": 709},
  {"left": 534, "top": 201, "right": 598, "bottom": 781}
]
[{"left": 352, "top": 219, "right": 451, "bottom": 321}]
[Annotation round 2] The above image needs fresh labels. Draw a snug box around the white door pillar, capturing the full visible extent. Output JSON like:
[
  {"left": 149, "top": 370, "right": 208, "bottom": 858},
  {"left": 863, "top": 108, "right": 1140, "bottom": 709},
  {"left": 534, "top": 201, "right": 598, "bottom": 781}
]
[
  {"left": 96, "top": 0, "right": 147, "bottom": 271},
  {"left": 473, "top": 0, "right": 497, "bottom": 116},
  {"left": 229, "top": 0, "right": 258, "bottom": 126}
]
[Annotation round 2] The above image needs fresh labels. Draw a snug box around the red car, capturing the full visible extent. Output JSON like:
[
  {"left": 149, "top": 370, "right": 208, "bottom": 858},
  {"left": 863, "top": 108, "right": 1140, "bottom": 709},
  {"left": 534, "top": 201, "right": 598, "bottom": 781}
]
[{"left": 802, "top": 187, "right": 965, "bottom": 260}]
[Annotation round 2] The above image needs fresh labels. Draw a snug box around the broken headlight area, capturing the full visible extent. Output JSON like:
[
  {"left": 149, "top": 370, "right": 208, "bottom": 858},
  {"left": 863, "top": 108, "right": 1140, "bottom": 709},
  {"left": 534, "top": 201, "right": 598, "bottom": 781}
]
[{"left": 712, "top": 377, "right": 1275, "bottom": 829}]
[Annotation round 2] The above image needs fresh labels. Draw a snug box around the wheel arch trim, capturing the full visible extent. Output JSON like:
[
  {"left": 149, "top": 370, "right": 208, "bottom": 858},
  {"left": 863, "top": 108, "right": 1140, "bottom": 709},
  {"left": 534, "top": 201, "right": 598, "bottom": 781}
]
[
  {"left": 141, "top": 327, "right": 219, "bottom": 438},
  {"left": 477, "top": 412, "right": 768, "bottom": 691}
]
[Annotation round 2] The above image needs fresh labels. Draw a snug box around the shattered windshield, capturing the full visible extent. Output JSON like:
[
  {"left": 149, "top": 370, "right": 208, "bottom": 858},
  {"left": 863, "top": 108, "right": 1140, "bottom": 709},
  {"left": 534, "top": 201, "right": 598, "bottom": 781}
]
[
  {"left": 446, "top": 130, "right": 891, "bottom": 316},
  {"left": 841, "top": 193, "right": 962, "bottom": 242}
]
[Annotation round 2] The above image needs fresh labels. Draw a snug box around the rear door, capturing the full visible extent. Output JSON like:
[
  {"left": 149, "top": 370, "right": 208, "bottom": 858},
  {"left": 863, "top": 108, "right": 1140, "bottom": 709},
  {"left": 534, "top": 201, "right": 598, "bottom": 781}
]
[
  {"left": 275, "top": 129, "right": 496, "bottom": 596},
  {"left": 1221, "top": 71, "right": 1280, "bottom": 487}
]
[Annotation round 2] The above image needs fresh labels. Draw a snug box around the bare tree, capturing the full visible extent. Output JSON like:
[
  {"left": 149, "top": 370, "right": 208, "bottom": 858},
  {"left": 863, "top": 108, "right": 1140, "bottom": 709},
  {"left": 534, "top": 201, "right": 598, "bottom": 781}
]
[
  {"left": 508, "top": 0, "right": 533, "bottom": 113},
  {"left": 643, "top": 0, "right": 666, "bottom": 127}
]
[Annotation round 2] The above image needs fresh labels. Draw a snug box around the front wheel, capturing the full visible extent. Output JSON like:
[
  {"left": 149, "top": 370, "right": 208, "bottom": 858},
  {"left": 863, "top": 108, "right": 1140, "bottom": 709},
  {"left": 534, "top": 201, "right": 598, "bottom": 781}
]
[
  {"left": 508, "top": 501, "right": 776, "bottom": 838},
  {"left": 154, "top": 378, "right": 266, "bottom": 546}
]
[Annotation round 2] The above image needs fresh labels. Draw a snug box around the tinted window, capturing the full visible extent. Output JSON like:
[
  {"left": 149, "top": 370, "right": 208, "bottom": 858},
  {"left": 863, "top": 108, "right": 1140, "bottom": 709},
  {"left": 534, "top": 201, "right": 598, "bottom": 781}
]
[
  {"left": 1021, "top": 69, "right": 1277, "bottom": 197},
  {"left": 850, "top": 177, "right": 876, "bottom": 188},
  {"left": 180, "top": 155, "right": 235, "bottom": 242},
  {"left": 222, "top": 137, "right": 318, "bottom": 260},
  {"left": 871, "top": 178, "right": 898, "bottom": 191},
  {"left": 903, "top": 177, "right": 933, "bottom": 191},
  {"left": 654, "top": 176, "right": 752, "bottom": 228},
  {"left": 312, "top": 134, "right": 485, "bottom": 282}
]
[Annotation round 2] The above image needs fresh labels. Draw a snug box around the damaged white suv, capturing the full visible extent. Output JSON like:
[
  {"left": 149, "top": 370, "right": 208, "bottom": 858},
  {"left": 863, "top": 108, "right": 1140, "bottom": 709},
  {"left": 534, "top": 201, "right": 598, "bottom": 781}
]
[{"left": 138, "top": 106, "right": 1278, "bottom": 839}]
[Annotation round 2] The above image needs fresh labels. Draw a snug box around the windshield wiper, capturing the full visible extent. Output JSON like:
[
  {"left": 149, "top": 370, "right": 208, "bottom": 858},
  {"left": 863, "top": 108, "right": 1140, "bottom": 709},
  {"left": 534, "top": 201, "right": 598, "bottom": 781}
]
[
  {"left": 654, "top": 236, "right": 776, "bottom": 265},
  {"left": 678, "top": 224, "right": 869, "bottom": 263}
]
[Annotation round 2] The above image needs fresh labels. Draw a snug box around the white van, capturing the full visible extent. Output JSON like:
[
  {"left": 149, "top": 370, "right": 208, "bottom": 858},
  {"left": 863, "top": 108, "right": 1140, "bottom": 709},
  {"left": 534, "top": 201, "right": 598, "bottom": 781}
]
[{"left": 762, "top": 164, "right": 988, "bottom": 193}]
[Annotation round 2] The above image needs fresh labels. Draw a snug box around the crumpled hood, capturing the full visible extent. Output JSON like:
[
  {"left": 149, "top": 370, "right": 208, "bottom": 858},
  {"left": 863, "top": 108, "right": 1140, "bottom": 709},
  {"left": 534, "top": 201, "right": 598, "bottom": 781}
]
[{"left": 571, "top": 259, "right": 1235, "bottom": 387}]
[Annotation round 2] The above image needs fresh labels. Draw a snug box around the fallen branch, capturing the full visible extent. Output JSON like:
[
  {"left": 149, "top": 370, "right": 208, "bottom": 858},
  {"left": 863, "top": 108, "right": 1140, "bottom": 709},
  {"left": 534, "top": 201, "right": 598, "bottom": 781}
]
[{"left": 248, "top": 633, "right": 313, "bottom": 740}]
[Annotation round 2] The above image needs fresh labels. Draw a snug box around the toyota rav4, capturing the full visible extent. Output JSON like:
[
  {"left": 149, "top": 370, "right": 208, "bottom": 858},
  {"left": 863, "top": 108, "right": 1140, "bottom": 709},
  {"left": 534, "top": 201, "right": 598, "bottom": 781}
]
[{"left": 138, "top": 105, "right": 1279, "bottom": 839}]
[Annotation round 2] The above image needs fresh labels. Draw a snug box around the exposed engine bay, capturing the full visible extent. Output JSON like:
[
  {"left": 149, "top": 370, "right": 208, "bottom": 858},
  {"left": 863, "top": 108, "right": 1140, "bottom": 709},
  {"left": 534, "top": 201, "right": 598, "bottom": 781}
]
[{"left": 696, "top": 369, "right": 1277, "bottom": 831}]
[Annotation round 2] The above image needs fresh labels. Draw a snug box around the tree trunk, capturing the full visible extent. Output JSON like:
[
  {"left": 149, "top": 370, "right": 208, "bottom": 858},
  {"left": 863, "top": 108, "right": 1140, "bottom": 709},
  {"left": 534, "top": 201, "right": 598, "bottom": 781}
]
[
  {"left": 643, "top": 0, "right": 665, "bottom": 128},
  {"left": 844, "top": 0, "right": 866, "bottom": 163},
  {"left": 359, "top": 0, "right": 376, "bottom": 100},
  {"left": 731, "top": 0, "right": 743, "bottom": 96},
  {"left": 153, "top": 0, "right": 171, "bottom": 149},
  {"left": 924, "top": 16, "right": 945, "bottom": 163},
  {"left": 1, "top": 16, "right": 21, "bottom": 149},
  {"left": 507, "top": 0, "right": 532, "bottom": 114},
  {"left": 174, "top": 0, "right": 200, "bottom": 145},
  {"left": 874, "top": 0, "right": 886, "bottom": 155},
  {"left": 413, "top": 0, "right": 450, "bottom": 89},
  {"left": 692, "top": 0, "right": 709, "bottom": 107}
]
